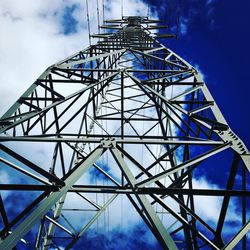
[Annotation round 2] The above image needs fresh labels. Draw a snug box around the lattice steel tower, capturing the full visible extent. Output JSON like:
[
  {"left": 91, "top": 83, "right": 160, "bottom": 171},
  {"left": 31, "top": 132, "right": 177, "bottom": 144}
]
[{"left": 0, "top": 16, "right": 249, "bottom": 249}]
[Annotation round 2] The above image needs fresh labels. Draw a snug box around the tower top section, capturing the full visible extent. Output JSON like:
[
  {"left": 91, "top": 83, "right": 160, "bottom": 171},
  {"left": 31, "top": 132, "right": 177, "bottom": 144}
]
[
  {"left": 127, "top": 16, "right": 143, "bottom": 26},
  {"left": 91, "top": 16, "right": 175, "bottom": 50},
  {"left": 104, "top": 16, "right": 164, "bottom": 26},
  {"left": 124, "top": 16, "right": 162, "bottom": 26}
]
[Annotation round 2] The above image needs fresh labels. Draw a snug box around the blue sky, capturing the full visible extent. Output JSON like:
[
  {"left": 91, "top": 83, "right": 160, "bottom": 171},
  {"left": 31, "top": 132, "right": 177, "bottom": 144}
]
[
  {"left": 0, "top": 0, "right": 250, "bottom": 249},
  {"left": 148, "top": 0, "right": 250, "bottom": 148}
]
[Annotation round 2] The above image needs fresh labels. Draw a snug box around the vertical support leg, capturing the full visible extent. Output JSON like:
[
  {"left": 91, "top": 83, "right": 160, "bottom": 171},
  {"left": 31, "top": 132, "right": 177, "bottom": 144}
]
[
  {"left": 242, "top": 164, "right": 246, "bottom": 250},
  {"left": 215, "top": 154, "right": 240, "bottom": 246},
  {"left": 222, "top": 221, "right": 250, "bottom": 250},
  {"left": 0, "top": 146, "right": 105, "bottom": 249},
  {"left": 42, "top": 194, "right": 66, "bottom": 250}
]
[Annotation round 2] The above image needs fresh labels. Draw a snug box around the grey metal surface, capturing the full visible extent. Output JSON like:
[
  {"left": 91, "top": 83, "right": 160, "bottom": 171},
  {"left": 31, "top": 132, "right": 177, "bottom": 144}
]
[{"left": 0, "top": 16, "right": 249, "bottom": 249}]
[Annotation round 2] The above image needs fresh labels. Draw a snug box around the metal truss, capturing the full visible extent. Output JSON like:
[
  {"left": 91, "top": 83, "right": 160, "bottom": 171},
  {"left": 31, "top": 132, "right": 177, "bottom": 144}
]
[{"left": 0, "top": 16, "right": 249, "bottom": 249}]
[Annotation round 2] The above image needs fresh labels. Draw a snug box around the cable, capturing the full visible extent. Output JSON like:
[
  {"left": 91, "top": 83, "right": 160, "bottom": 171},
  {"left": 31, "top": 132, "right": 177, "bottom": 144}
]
[
  {"left": 97, "top": 0, "right": 100, "bottom": 35},
  {"left": 102, "top": 0, "right": 105, "bottom": 24},
  {"left": 86, "top": 0, "right": 91, "bottom": 45},
  {"left": 121, "top": 0, "right": 123, "bottom": 18},
  {"left": 147, "top": 3, "right": 150, "bottom": 17}
]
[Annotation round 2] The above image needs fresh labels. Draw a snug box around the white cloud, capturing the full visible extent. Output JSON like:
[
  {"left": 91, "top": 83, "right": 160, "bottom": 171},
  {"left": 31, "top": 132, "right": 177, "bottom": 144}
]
[
  {"left": 179, "top": 17, "right": 188, "bottom": 35},
  {"left": 0, "top": 168, "right": 10, "bottom": 183},
  {"left": 0, "top": 0, "right": 155, "bottom": 116},
  {"left": 192, "top": 177, "right": 223, "bottom": 222},
  {"left": 0, "top": 0, "right": 162, "bottom": 245},
  {"left": 194, "top": 63, "right": 206, "bottom": 80},
  {"left": 1, "top": 1, "right": 242, "bottom": 248},
  {"left": 191, "top": 177, "right": 242, "bottom": 231},
  {"left": 206, "top": 0, "right": 216, "bottom": 5},
  {"left": 0, "top": 1, "right": 86, "bottom": 115}
]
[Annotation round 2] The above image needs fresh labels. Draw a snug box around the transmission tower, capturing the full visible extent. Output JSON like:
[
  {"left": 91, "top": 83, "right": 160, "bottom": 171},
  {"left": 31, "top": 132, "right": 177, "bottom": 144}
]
[{"left": 0, "top": 15, "right": 249, "bottom": 249}]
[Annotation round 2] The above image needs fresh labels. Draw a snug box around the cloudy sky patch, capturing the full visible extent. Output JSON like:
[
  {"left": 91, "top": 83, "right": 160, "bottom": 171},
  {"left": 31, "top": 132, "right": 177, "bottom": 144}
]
[{"left": 0, "top": 0, "right": 249, "bottom": 249}]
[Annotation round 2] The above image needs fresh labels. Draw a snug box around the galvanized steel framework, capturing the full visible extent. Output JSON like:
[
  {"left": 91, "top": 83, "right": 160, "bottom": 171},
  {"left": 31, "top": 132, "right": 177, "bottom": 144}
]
[{"left": 0, "top": 16, "right": 249, "bottom": 249}]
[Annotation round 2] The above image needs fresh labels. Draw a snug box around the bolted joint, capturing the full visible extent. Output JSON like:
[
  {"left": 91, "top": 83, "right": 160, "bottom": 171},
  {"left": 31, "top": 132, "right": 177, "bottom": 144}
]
[
  {"left": 118, "top": 68, "right": 127, "bottom": 73},
  {"left": 100, "top": 138, "right": 116, "bottom": 148},
  {"left": 191, "top": 67, "right": 198, "bottom": 74}
]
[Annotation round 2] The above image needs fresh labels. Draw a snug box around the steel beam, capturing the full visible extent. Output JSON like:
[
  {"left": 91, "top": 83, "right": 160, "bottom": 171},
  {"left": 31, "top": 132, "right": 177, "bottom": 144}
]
[
  {"left": 222, "top": 221, "right": 250, "bottom": 250},
  {"left": 110, "top": 145, "right": 178, "bottom": 250},
  {"left": 65, "top": 194, "right": 118, "bottom": 249},
  {"left": 0, "top": 146, "right": 105, "bottom": 249},
  {"left": 137, "top": 142, "right": 231, "bottom": 187}
]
